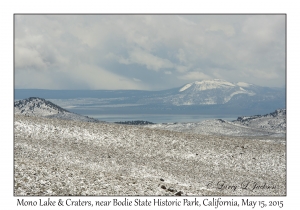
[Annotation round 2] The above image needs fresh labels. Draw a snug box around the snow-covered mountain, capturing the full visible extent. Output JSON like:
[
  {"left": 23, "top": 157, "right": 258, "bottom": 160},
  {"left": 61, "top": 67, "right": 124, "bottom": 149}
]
[
  {"left": 138, "top": 79, "right": 284, "bottom": 108},
  {"left": 14, "top": 97, "right": 99, "bottom": 122},
  {"left": 145, "top": 109, "right": 286, "bottom": 138},
  {"left": 172, "top": 79, "right": 256, "bottom": 105}
]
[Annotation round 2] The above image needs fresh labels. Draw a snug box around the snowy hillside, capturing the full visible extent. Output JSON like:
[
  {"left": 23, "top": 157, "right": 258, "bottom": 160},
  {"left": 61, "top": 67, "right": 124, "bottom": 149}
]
[
  {"left": 234, "top": 109, "right": 286, "bottom": 133},
  {"left": 14, "top": 115, "right": 285, "bottom": 196},
  {"left": 14, "top": 97, "right": 69, "bottom": 116},
  {"left": 14, "top": 97, "right": 99, "bottom": 123},
  {"left": 146, "top": 109, "right": 286, "bottom": 138}
]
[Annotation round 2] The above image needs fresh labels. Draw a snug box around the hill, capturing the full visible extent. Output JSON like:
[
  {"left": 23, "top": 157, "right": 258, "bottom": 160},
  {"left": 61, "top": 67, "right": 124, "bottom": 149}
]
[
  {"left": 14, "top": 97, "right": 99, "bottom": 123},
  {"left": 145, "top": 109, "right": 286, "bottom": 138}
]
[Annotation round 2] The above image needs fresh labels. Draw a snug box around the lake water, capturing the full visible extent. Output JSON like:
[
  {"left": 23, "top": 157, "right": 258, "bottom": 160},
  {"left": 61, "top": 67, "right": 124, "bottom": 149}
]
[
  {"left": 89, "top": 114, "right": 239, "bottom": 123},
  {"left": 14, "top": 98, "right": 239, "bottom": 123}
]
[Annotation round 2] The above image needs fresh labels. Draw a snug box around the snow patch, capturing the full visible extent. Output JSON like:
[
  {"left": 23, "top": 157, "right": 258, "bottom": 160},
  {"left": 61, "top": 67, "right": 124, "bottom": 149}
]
[
  {"left": 193, "top": 79, "right": 235, "bottom": 91},
  {"left": 224, "top": 90, "right": 256, "bottom": 103},
  {"left": 179, "top": 83, "right": 192, "bottom": 92}
]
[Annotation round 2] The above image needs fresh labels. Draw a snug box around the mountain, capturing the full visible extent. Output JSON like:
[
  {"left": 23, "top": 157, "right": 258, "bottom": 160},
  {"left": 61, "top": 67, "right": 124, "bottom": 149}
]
[
  {"left": 163, "top": 79, "right": 256, "bottom": 105},
  {"left": 14, "top": 97, "right": 99, "bottom": 122},
  {"left": 138, "top": 79, "right": 284, "bottom": 106}
]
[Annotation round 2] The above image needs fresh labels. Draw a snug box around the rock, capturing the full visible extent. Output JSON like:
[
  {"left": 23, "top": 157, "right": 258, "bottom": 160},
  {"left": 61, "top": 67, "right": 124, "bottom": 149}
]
[
  {"left": 161, "top": 185, "right": 166, "bottom": 189},
  {"left": 160, "top": 178, "right": 164, "bottom": 181},
  {"left": 167, "top": 187, "right": 176, "bottom": 192},
  {"left": 175, "top": 191, "right": 183, "bottom": 196}
]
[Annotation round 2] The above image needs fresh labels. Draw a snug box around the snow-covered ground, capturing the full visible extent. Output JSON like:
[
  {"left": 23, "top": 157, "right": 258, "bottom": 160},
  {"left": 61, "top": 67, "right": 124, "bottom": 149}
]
[
  {"left": 145, "top": 109, "right": 286, "bottom": 139},
  {"left": 14, "top": 114, "right": 286, "bottom": 196},
  {"left": 233, "top": 109, "right": 286, "bottom": 134}
]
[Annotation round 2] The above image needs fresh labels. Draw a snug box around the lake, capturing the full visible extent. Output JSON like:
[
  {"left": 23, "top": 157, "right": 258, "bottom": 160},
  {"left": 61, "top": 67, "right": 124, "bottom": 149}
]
[
  {"left": 88, "top": 114, "right": 239, "bottom": 123},
  {"left": 14, "top": 98, "right": 241, "bottom": 123}
]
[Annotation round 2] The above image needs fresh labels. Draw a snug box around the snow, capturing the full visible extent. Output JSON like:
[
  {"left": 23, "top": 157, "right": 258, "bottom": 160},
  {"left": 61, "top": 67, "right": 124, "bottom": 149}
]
[
  {"left": 171, "top": 79, "right": 258, "bottom": 106},
  {"left": 146, "top": 109, "right": 286, "bottom": 139},
  {"left": 223, "top": 89, "right": 256, "bottom": 103},
  {"left": 180, "top": 79, "right": 235, "bottom": 92},
  {"left": 14, "top": 97, "right": 70, "bottom": 116},
  {"left": 234, "top": 109, "right": 286, "bottom": 135},
  {"left": 14, "top": 114, "right": 286, "bottom": 196},
  {"left": 13, "top": 98, "right": 286, "bottom": 196},
  {"left": 146, "top": 120, "right": 285, "bottom": 139},
  {"left": 203, "top": 98, "right": 216, "bottom": 105},
  {"left": 179, "top": 83, "right": 192, "bottom": 92}
]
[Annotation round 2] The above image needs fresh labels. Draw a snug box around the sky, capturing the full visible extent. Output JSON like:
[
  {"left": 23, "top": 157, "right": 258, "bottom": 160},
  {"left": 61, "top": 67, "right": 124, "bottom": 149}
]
[{"left": 14, "top": 14, "right": 286, "bottom": 90}]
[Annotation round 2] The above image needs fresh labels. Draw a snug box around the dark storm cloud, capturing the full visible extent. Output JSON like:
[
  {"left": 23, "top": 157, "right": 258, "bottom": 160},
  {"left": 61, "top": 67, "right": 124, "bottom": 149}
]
[{"left": 15, "top": 15, "right": 285, "bottom": 90}]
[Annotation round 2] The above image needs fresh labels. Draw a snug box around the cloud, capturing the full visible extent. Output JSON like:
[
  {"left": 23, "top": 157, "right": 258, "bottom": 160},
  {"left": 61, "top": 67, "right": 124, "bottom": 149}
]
[
  {"left": 14, "top": 15, "right": 285, "bottom": 90},
  {"left": 176, "top": 48, "right": 187, "bottom": 64},
  {"left": 176, "top": 65, "right": 190, "bottom": 73},
  {"left": 15, "top": 63, "right": 147, "bottom": 90},
  {"left": 133, "top": 78, "right": 141, "bottom": 82},
  {"left": 206, "top": 24, "right": 236, "bottom": 37},
  {"left": 15, "top": 46, "right": 48, "bottom": 70},
  {"left": 71, "top": 64, "right": 146, "bottom": 90},
  {"left": 179, "top": 71, "right": 212, "bottom": 81},
  {"left": 176, "top": 15, "right": 197, "bottom": 26},
  {"left": 242, "top": 15, "right": 285, "bottom": 44},
  {"left": 15, "top": 69, "right": 64, "bottom": 89},
  {"left": 119, "top": 48, "right": 175, "bottom": 71},
  {"left": 107, "top": 53, "right": 131, "bottom": 65},
  {"left": 248, "top": 68, "right": 279, "bottom": 80}
]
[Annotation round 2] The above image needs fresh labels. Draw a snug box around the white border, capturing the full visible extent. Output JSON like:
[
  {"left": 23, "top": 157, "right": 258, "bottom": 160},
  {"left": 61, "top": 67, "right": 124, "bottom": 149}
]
[{"left": 2, "top": 0, "right": 298, "bottom": 209}]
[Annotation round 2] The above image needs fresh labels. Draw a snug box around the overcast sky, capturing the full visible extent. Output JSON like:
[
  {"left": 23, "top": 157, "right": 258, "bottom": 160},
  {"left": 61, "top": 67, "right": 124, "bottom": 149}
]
[{"left": 15, "top": 15, "right": 285, "bottom": 90}]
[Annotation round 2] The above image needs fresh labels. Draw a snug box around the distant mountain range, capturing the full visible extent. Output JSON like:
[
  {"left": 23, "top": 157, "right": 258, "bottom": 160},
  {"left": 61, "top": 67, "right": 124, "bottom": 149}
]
[{"left": 14, "top": 79, "right": 285, "bottom": 115}]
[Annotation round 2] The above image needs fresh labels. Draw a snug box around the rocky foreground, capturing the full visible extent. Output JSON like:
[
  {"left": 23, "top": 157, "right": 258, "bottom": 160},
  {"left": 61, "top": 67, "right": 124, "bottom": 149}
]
[{"left": 14, "top": 114, "right": 286, "bottom": 196}]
